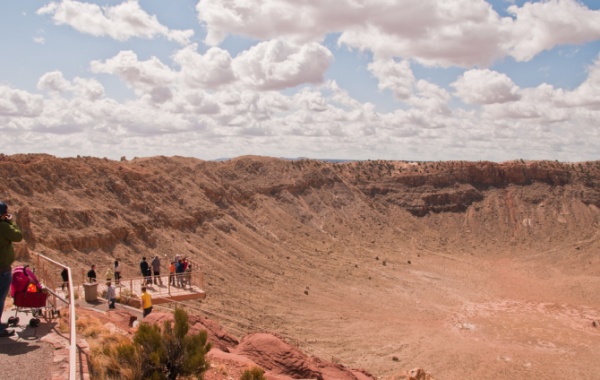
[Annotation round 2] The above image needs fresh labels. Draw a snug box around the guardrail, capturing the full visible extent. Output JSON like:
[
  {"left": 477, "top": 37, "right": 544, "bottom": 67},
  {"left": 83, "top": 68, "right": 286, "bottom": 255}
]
[
  {"left": 35, "top": 253, "right": 77, "bottom": 380},
  {"left": 71, "top": 258, "right": 204, "bottom": 289},
  {"left": 31, "top": 255, "right": 205, "bottom": 379},
  {"left": 87, "top": 270, "right": 204, "bottom": 307}
]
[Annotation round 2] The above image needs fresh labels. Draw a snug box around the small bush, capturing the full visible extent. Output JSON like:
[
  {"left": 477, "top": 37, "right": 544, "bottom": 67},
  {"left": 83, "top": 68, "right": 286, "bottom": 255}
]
[
  {"left": 240, "top": 367, "right": 266, "bottom": 380},
  {"left": 89, "top": 308, "right": 211, "bottom": 380},
  {"left": 133, "top": 307, "right": 211, "bottom": 380}
]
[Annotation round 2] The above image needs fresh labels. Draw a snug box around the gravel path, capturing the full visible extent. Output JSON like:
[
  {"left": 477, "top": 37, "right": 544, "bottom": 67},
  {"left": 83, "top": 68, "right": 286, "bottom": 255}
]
[
  {"left": 0, "top": 338, "right": 53, "bottom": 379},
  {"left": 0, "top": 309, "right": 57, "bottom": 380}
]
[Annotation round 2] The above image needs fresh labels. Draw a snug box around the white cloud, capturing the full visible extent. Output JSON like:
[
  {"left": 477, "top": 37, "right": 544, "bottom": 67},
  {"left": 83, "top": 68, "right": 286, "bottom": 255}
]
[
  {"left": 339, "top": 0, "right": 507, "bottom": 67},
  {"left": 452, "top": 69, "right": 521, "bottom": 105},
  {"left": 91, "top": 40, "right": 333, "bottom": 95},
  {"left": 506, "top": 0, "right": 600, "bottom": 62},
  {"left": 232, "top": 40, "right": 334, "bottom": 90},
  {"left": 37, "top": 71, "right": 105, "bottom": 101},
  {"left": 6, "top": 0, "right": 600, "bottom": 162},
  {"left": 198, "top": 0, "right": 600, "bottom": 69},
  {"left": 37, "top": 0, "right": 193, "bottom": 45},
  {"left": 368, "top": 58, "right": 415, "bottom": 100},
  {"left": 173, "top": 45, "right": 236, "bottom": 89},
  {"left": 72, "top": 77, "right": 105, "bottom": 101},
  {"left": 564, "top": 55, "right": 600, "bottom": 109},
  {"left": 477, "top": 53, "right": 600, "bottom": 124},
  {"left": 0, "top": 86, "right": 44, "bottom": 117},
  {"left": 198, "top": 0, "right": 508, "bottom": 67},
  {"left": 90, "top": 51, "right": 176, "bottom": 95},
  {"left": 197, "top": 0, "right": 359, "bottom": 46},
  {"left": 410, "top": 80, "right": 452, "bottom": 115},
  {"left": 37, "top": 71, "right": 71, "bottom": 93}
]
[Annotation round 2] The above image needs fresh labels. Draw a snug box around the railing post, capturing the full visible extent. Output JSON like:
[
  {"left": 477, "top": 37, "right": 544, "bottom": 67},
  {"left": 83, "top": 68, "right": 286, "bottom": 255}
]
[{"left": 34, "top": 253, "right": 77, "bottom": 380}]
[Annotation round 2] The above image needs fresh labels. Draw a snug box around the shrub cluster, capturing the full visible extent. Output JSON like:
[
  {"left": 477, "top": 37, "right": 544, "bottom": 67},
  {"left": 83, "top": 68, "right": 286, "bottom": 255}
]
[{"left": 94, "top": 308, "right": 211, "bottom": 380}]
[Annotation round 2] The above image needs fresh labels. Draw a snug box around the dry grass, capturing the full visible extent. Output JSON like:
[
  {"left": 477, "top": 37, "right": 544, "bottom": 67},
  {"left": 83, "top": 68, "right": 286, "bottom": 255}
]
[{"left": 74, "top": 312, "right": 138, "bottom": 380}]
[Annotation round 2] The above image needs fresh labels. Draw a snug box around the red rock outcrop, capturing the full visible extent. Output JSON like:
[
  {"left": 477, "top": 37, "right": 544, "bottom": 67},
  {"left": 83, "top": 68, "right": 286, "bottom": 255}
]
[{"left": 140, "top": 313, "right": 376, "bottom": 380}]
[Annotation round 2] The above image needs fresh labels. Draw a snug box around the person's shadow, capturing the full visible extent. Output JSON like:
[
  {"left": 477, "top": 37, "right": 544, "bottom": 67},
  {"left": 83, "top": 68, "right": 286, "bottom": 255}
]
[{"left": 0, "top": 339, "right": 43, "bottom": 355}]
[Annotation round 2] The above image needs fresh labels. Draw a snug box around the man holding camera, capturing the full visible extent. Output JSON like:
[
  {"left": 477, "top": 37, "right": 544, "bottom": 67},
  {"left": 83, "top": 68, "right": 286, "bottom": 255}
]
[{"left": 0, "top": 202, "right": 23, "bottom": 337}]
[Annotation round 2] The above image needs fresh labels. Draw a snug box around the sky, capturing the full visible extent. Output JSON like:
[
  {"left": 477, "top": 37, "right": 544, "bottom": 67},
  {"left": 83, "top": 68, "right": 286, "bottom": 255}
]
[{"left": 1, "top": 0, "right": 600, "bottom": 162}]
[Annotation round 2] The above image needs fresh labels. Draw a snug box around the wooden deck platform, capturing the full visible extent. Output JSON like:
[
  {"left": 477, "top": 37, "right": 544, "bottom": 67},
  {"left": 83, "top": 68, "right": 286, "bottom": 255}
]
[{"left": 75, "top": 273, "right": 206, "bottom": 306}]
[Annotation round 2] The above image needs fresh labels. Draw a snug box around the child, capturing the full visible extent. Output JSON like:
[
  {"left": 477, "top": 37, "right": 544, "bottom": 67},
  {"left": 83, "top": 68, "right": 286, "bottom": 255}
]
[
  {"left": 141, "top": 286, "right": 152, "bottom": 317},
  {"left": 106, "top": 281, "right": 116, "bottom": 309}
]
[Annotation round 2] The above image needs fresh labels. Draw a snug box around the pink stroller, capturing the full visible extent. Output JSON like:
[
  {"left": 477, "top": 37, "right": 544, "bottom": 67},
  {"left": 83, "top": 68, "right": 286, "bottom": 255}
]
[{"left": 8, "top": 265, "right": 50, "bottom": 327}]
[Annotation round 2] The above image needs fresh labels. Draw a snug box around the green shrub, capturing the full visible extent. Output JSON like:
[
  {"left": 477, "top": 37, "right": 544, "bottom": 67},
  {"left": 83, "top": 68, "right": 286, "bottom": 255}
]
[
  {"left": 113, "top": 307, "right": 211, "bottom": 380},
  {"left": 240, "top": 367, "right": 266, "bottom": 380}
]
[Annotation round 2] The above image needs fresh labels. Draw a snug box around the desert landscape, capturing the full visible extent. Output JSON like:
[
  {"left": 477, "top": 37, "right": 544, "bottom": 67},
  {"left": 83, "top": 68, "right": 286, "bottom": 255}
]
[{"left": 1, "top": 153, "right": 600, "bottom": 379}]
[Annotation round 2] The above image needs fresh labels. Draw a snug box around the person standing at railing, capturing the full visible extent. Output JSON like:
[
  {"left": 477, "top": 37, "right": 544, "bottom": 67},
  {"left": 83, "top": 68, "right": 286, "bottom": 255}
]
[
  {"left": 140, "top": 257, "right": 151, "bottom": 285},
  {"left": 169, "top": 261, "right": 175, "bottom": 286},
  {"left": 0, "top": 201, "right": 22, "bottom": 337},
  {"left": 175, "top": 259, "right": 185, "bottom": 287},
  {"left": 151, "top": 255, "right": 163, "bottom": 285},
  {"left": 114, "top": 260, "right": 121, "bottom": 285},
  {"left": 185, "top": 264, "right": 192, "bottom": 289}
]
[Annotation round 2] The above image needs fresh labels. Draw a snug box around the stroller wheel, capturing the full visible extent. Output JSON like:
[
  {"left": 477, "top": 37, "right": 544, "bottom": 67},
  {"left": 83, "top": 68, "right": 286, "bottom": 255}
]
[
  {"left": 29, "top": 318, "right": 40, "bottom": 328},
  {"left": 8, "top": 316, "right": 19, "bottom": 326}
]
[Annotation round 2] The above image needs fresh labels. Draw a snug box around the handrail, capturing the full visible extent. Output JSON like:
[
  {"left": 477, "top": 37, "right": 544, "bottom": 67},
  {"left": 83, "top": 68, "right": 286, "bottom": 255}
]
[
  {"left": 72, "top": 257, "right": 203, "bottom": 288},
  {"left": 35, "top": 253, "right": 77, "bottom": 380}
]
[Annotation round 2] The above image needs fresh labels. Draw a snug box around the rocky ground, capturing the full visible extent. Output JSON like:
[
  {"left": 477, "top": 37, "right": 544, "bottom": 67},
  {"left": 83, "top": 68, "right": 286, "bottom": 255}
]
[{"left": 1, "top": 154, "right": 600, "bottom": 379}]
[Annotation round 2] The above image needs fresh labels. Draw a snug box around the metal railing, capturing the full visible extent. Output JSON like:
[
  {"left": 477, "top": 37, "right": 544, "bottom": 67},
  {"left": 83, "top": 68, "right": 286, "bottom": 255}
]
[
  {"left": 34, "top": 253, "right": 77, "bottom": 380},
  {"left": 30, "top": 255, "right": 205, "bottom": 380},
  {"left": 90, "top": 271, "right": 205, "bottom": 306},
  {"left": 72, "top": 258, "right": 203, "bottom": 289}
]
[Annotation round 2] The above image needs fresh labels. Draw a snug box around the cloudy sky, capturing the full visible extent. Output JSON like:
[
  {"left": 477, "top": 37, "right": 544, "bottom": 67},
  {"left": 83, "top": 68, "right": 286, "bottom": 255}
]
[{"left": 2, "top": 0, "right": 600, "bottom": 162}]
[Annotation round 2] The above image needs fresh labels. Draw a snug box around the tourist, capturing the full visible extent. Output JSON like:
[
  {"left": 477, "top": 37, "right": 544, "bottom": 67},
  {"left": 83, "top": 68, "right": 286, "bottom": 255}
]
[
  {"left": 185, "top": 264, "right": 192, "bottom": 289},
  {"left": 151, "top": 255, "right": 162, "bottom": 285},
  {"left": 87, "top": 264, "right": 97, "bottom": 282},
  {"left": 114, "top": 260, "right": 121, "bottom": 285},
  {"left": 106, "top": 281, "right": 116, "bottom": 309},
  {"left": 140, "top": 257, "right": 151, "bottom": 285},
  {"left": 141, "top": 286, "right": 152, "bottom": 317},
  {"left": 169, "top": 261, "right": 175, "bottom": 286},
  {"left": 175, "top": 259, "right": 185, "bottom": 287},
  {"left": 60, "top": 267, "right": 69, "bottom": 291},
  {"left": 0, "top": 202, "right": 22, "bottom": 337}
]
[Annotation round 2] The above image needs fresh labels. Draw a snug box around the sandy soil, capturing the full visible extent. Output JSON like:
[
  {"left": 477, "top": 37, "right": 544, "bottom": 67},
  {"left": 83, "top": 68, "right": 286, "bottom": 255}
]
[{"left": 196, "top": 246, "right": 600, "bottom": 379}]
